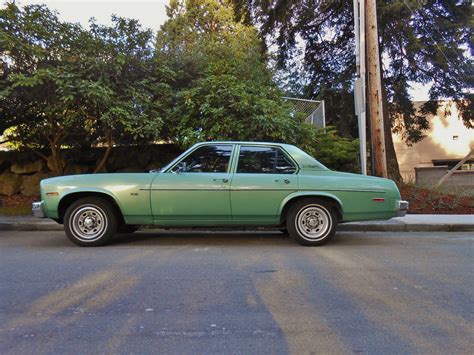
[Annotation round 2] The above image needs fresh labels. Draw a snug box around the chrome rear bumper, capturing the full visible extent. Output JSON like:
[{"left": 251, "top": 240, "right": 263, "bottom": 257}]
[
  {"left": 32, "top": 201, "right": 46, "bottom": 218},
  {"left": 396, "top": 200, "right": 409, "bottom": 217}
]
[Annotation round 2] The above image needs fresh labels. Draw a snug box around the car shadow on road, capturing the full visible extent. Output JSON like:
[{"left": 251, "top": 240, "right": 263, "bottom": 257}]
[
  {"left": 105, "top": 230, "right": 400, "bottom": 248},
  {"left": 4, "top": 230, "right": 407, "bottom": 249},
  {"left": 109, "top": 230, "right": 296, "bottom": 247}
]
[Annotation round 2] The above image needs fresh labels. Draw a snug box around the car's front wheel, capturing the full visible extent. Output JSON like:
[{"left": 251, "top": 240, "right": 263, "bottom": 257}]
[
  {"left": 287, "top": 198, "right": 337, "bottom": 246},
  {"left": 64, "top": 197, "right": 118, "bottom": 247}
]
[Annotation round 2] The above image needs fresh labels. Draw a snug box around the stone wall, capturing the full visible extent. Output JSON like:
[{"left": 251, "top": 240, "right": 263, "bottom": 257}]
[{"left": 0, "top": 144, "right": 181, "bottom": 196}]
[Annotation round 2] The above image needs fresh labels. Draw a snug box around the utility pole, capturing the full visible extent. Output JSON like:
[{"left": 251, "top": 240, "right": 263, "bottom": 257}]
[{"left": 365, "top": 0, "right": 387, "bottom": 178}]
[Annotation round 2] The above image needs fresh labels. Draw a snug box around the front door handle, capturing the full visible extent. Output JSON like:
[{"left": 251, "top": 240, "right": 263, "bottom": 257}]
[
  {"left": 275, "top": 179, "right": 290, "bottom": 184},
  {"left": 213, "top": 178, "right": 229, "bottom": 183}
]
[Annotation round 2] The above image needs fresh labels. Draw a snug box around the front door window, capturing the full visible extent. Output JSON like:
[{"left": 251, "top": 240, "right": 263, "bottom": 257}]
[{"left": 171, "top": 145, "right": 233, "bottom": 173}]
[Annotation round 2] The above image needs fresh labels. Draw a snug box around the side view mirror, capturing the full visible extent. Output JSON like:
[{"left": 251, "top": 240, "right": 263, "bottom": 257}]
[{"left": 175, "top": 161, "right": 187, "bottom": 174}]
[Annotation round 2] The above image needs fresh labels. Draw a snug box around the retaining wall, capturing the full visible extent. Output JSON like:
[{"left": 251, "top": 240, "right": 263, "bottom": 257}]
[{"left": 0, "top": 144, "right": 181, "bottom": 196}]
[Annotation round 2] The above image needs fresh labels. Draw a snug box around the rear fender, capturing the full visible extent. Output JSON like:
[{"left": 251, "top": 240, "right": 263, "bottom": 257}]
[{"left": 278, "top": 191, "right": 344, "bottom": 218}]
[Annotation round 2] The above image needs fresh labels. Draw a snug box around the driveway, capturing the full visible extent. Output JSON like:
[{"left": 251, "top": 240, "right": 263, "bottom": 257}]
[{"left": 0, "top": 230, "right": 473, "bottom": 354}]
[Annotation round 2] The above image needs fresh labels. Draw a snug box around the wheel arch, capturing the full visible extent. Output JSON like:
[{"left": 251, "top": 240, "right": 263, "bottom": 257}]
[
  {"left": 279, "top": 192, "right": 344, "bottom": 224},
  {"left": 57, "top": 191, "right": 124, "bottom": 225}
]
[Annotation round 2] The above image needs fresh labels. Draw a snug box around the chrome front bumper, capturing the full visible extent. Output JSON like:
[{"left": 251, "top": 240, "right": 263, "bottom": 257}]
[
  {"left": 32, "top": 201, "right": 46, "bottom": 218},
  {"left": 396, "top": 200, "right": 409, "bottom": 217}
]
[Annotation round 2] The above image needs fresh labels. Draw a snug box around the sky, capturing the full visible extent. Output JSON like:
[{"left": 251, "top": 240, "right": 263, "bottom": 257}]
[
  {"left": 12, "top": 0, "right": 430, "bottom": 101},
  {"left": 15, "top": 0, "right": 169, "bottom": 33}
]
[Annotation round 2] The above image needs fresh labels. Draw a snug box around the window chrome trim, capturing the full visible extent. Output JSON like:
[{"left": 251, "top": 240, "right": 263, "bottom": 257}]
[{"left": 163, "top": 143, "right": 236, "bottom": 174}]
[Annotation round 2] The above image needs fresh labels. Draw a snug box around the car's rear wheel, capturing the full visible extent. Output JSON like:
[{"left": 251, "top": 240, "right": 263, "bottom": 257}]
[
  {"left": 64, "top": 197, "right": 118, "bottom": 247},
  {"left": 287, "top": 198, "right": 337, "bottom": 246}
]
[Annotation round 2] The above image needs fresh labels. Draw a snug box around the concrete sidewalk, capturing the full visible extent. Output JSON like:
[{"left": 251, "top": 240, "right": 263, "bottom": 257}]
[
  {"left": 340, "top": 214, "right": 474, "bottom": 232},
  {"left": 0, "top": 214, "right": 472, "bottom": 232}
]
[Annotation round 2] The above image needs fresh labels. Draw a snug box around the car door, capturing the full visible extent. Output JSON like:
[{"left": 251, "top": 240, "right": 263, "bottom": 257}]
[
  {"left": 151, "top": 144, "right": 234, "bottom": 224},
  {"left": 230, "top": 145, "right": 298, "bottom": 222}
]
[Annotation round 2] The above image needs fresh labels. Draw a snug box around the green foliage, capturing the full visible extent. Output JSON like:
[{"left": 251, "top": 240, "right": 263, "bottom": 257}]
[
  {"left": 1, "top": 1, "right": 361, "bottom": 174},
  {"left": 0, "top": 3, "right": 87, "bottom": 173},
  {"left": 156, "top": 0, "right": 316, "bottom": 149},
  {"left": 79, "top": 16, "right": 169, "bottom": 146},
  {"left": 0, "top": 4, "right": 169, "bottom": 173},
  {"left": 306, "top": 127, "right": 360, "bottom": 172}
]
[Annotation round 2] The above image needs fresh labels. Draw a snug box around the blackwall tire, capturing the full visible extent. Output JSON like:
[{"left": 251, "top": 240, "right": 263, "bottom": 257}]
[
  {"left": 64, "top": 197, "right": 118, "bottom": 247},
  {"left": 287, "top": 198, "right": 337, "bottom": 246}
]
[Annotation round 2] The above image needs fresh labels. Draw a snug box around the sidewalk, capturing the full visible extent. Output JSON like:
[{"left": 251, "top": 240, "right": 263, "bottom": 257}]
[
  {"left": 0, "top": 215, "right": 472, "bottom": 232},
  {"left": 339, "top": 215, "right": 474, "bottom": 232}
]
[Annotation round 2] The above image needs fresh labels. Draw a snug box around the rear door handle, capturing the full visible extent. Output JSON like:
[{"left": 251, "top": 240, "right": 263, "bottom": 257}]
[{"left": 275, "top": 179, "right": 290, "bottom": 184}]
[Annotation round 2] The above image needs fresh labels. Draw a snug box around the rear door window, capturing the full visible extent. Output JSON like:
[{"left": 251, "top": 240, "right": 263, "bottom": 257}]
[{"left": 236, "top": 146, "right": 297, "bottom": 174}]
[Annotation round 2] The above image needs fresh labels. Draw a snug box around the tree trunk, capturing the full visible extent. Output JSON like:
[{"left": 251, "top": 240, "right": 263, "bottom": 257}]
[
  {"left": 381, "top": 88, "right": 402, "bottom": 182},
  {"left": 50, "top": 144, "right": 64, "bottom": 176},
  {"left": 379, "top": 55, "right": 402, "bottom": 182},
  {"left": 94, "top": 131, "right": 113, "bottom": 173},
  {"left": 48, "top": 133, "right": 65, "bottom": 176}
]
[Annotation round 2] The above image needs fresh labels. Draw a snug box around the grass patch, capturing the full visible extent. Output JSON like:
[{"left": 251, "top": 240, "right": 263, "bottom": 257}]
[{"left": 0, "top": 205, "right": 32, "bottom": 216}]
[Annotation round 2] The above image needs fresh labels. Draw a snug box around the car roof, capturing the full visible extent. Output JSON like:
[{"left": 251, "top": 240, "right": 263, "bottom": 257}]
[
  {"left": 193, "top": 141, "right": 328, "bottom": 170},
  {"left": 194, "top": 141, "right": 295, "bottom": 149}
]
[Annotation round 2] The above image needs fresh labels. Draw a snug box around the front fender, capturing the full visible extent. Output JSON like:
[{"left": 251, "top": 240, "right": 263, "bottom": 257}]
[
  {"left": 278, "top": 191, "right": 344, "bottom": 216},
  {"left": 60, "top": 187, "right": 123, "bottom": 209},
  {"left": 44, "top": 187, "right": 124, "bottom": 219}
]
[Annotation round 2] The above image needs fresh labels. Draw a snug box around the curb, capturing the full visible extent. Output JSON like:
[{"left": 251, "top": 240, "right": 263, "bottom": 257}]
[
  {"left": 0, "top": 222, "right": 64, "bottom": 231},
  {"left": 338, "top": 223, "right": 474, "bottom": 232},
  {"left": 0, "top": 222, "right": 473, "bottom": 233}
]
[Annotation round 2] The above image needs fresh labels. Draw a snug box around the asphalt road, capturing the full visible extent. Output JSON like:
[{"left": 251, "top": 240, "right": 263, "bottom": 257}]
[{"left": 0, "top": 230, "right": 473, "bottom": 354}]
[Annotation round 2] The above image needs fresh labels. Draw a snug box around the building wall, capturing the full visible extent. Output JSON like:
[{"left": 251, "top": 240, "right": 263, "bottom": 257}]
[{"left": 392, "top": 101, "right": 474, "bottom": 182}]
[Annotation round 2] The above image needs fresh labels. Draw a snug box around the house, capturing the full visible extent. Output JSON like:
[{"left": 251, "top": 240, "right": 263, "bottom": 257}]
[{"left": 392, "top": 101, "right": 473, "bottom": 187}]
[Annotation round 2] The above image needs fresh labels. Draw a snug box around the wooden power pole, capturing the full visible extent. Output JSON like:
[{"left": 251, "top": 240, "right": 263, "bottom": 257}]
[{"left": 365, "top": 0, "right": 387, "bottom": 178}]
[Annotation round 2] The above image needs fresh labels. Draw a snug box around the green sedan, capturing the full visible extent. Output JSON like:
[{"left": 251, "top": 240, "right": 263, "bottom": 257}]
[{"left": 32, "top": 141, "right": 408, "bottom": 246}]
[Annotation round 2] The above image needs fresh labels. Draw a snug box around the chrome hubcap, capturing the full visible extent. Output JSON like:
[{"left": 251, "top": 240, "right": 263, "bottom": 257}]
[
  {"left": 83, "top": 216, "right": 95, "bottom": 229},
  {"left": 295, "top": 204, "right": 331, "bottom": 241},
  {"left": 70, "top": 205, "right": 107, "bottom": 242},
  {"left": 307, "top": 217, "right": 318, "bottom": 228}
]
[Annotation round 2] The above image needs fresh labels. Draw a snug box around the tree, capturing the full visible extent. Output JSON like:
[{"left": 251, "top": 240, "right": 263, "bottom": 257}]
[
  {"left": 1, "top": 1, "right": 360, "bottom": 175},
  {"left": 156, "top": 0, "right": 315, "bottom": 149},
  {"left": 0, "top": 4, "right": 168, "bottom": 174},
  {"left": 0, "top": 3, "right": 88, "bottom": 174},
  {"left": 76, "top": 16, "right": 170, "bottom": 172},
  {"left": 235, "top": 0, "right": 473, "bottom": 179}
]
